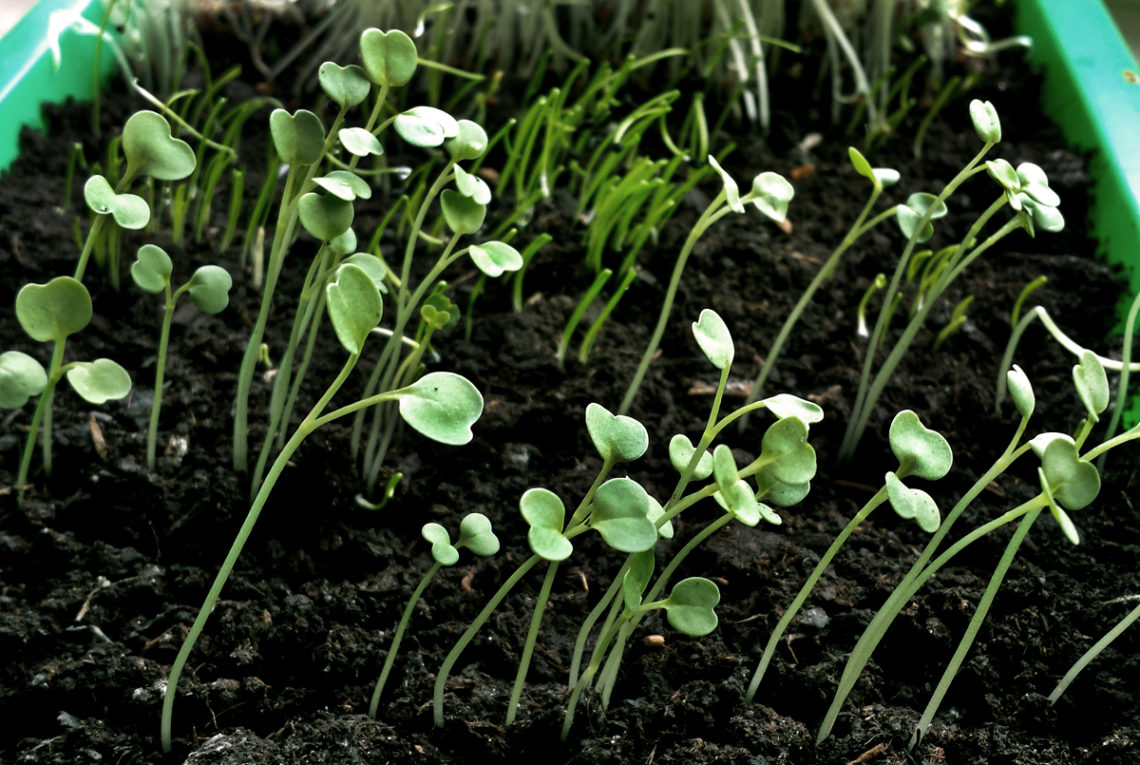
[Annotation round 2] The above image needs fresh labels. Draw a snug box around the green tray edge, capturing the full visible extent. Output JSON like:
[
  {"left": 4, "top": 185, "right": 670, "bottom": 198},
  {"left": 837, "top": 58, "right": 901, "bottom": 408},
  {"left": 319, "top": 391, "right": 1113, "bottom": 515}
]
[{"left": 0, "top": 0, "right": 114, "bottom": 172}]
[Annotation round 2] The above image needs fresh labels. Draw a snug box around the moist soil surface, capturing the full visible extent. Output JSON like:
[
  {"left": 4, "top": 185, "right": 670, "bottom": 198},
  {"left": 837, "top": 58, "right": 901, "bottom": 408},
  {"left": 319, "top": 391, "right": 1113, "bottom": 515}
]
[{"left": 2, "top": 28, "right": 1139, "bottom": 765}]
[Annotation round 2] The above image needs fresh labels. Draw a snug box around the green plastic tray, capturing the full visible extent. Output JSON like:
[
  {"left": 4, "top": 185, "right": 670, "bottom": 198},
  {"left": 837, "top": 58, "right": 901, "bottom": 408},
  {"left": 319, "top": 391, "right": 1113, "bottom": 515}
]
[{"left": 0, "top": 0, "right": 113, "bottom": 171}]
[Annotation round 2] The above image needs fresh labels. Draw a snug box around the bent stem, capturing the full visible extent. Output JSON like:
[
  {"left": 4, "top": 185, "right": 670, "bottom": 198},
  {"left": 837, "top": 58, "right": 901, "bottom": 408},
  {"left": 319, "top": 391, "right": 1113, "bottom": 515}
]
[{"left": 1049, "top": 600, "right": 1140, "bottom": 704}]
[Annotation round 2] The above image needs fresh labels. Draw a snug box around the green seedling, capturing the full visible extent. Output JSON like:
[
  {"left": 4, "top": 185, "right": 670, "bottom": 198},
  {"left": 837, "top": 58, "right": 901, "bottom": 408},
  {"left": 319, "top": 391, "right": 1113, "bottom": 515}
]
[
  {"left": 620, "top": 157, "right": 793, "bottom": 414},
  {"left": 1, "top": 277, "right": 131, "bottom": 503},
  {"left": 839, "top": 101, "right": 1066, "bottom": 462},
  {"left": 369, "top": 513, "right": 499, "bottom": 717},
  {"left": 130, "top": 244, "right": 232, "bottom": 471},
  {"left": 162, "top": 261, "right": 486, "bottom": 751}
]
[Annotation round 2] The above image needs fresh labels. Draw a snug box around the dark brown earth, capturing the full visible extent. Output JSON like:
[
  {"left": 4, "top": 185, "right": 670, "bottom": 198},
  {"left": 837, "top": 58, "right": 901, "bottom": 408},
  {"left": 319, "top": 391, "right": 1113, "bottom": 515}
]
[{"left": 1, "top": 17, "right": 1139, "bottom": 765}]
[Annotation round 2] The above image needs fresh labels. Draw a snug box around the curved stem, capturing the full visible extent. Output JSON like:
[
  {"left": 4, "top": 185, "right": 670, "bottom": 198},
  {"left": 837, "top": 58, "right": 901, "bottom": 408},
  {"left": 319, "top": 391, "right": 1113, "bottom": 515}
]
[
  {"left": 1049, "top": 600, "right": 1140, "bottom": 704},
  {"left": 369, "top": 561, "right": 442, "bottom": 717}
]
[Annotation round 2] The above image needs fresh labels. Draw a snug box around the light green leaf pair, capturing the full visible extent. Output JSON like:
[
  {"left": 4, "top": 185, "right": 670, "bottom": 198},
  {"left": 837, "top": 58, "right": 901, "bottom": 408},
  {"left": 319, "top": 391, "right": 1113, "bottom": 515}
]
[
  {"left": 889, "top": 410, "right": 952, "bottom": 480},
  {"left": 122, "top": 110, "right": 196, "bottom": 181},
  {"left": 585, "top": 403, "right": 648, "bottom": 463},
  {"left": 130, "top": 245, "right": 232, "bottom": 314},
  {"left": 1073, "top": 350, "right": 1109, "bottom": 420},
  {"left": 84, "top": 175, "right": 149, "bottom": 230},
  {"left": 468, "top": 241, "right": 522, "bottom": 278},
  {"left": 0, "top": 351, "right": 47, "bottom": 408},
  {"left": 422, "top": 513, "right": 500, "bottom": 566},
  {"left": 969, "top": 99, "right": 1002, "bottom": 144},
  {"left": 895, "top": 192, "right": 948, "bottom": 243},
  {"left": 668, "top": 434, "right": 713, "bottom": 480},
  {"left": 314, "top": 171, "right": 372, "bottom": 201},
  {"left": 712, "top": 445, "right": 764, "bottom": 526},
  {"left": 299, "top": 192, "right": 355, "bottom": 241},
  {"left": 692, "top": 309, "right": 733, "bottom": 370},
  {"left": 360, "top": 28, "right": 417, "bottom": 87},
  {"left": 65, "top": 359, "right": 131, "bottom": 404},
  {"left": 1032, "top": 433, "right": 1100, "bottom": 545},
  {"left": 441, "top": 189, "right": 486, "bottom": 234},
  {"left": 659, "top": 577, "right": 721, "bottom": 636},
  {"left": 397, "top": 372, "right": 484, "bottom": 447},
  {"left": 318, "top": 62, "right": 371, "bottom": 109},
  {"left": 395, "top": 106, "right": 459, "bottom": 148},
  {"left": 16, "top": 276, "right": 92, "bottom": 343},
  {"left": 848, "top": 146, "right": 900, "bottom": 189},
  {"left": 588, "top": 477, "right": 658, "bottom": 553},
  {"left": 885, "top": 471, "right": 940, "bottom": 533},
  {"left": 521, "top": 487, "right": 573, "bottom": 561},
  {"left": 270, "top": 108, "right": 326, "bottom": 165}
]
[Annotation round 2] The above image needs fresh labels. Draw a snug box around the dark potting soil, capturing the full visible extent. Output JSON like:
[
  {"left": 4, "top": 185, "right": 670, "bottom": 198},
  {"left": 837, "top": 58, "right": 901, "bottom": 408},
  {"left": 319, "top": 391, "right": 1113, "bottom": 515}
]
[{"left": 2, "top": 31, "right": 1139, "bottom": 765}]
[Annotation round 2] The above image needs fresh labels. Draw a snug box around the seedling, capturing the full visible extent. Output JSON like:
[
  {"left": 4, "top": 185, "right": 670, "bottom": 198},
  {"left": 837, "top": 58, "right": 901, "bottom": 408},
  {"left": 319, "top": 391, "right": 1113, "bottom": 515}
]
[
  {"left": 130, "top": 244, "right": 232, "bottom": 471},
  {"left": 369, "top": 513, "right": 500, "bottom": 717},
  {"left": 0, "top": 277, "right": 131, "bottom": 503}
]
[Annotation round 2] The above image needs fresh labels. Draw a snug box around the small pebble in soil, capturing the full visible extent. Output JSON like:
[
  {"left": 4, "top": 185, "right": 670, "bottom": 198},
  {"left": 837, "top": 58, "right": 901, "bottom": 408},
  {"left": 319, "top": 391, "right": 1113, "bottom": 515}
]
[{"left": 798, "top": 606, "right": 830, "bottom": 629}]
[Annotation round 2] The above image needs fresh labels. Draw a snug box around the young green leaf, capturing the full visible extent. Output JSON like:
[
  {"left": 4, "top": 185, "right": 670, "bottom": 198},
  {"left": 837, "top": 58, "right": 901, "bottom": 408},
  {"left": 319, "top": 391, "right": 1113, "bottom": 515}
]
[
  {"left": 762, "top": 393, "right": 824, "bottom": 425},
  {"left": 318, "top": 62, "right": 371, "bottom": 108},
  {"left": 713, "top": 478, "right": 765, "bottom": 526},
  {"left": 585, "top": 402, "right": 648, "bottom": 463},
  {"left": 421, "top": 291, "right": 460, "bottom": 331},
  {"left": 659, "top": 577, "right": 720, "bottom": 636},
  {"left": 314, "top": 171, "right": 372, "bottom": 201},
  {"left": 84, "top": 175, "right": 150, "bottom": 230},
  {"left": 758, "top": 416, "right": 817, "bottom": 485},
  {"left": 16, "top": 277, "right": 92, "bottom": 343},
  {"left": 0, "top": 351, "right": 47, "bottom": 408},
  {"left": 395, "top": 106, "right": 460, "bottom": 148},
  {"left": 468, "top": 241, "right": 522, "bottom": 277},
  {"left": 1019, "top": 197, "right": 1065, "bottom": 235},
  {"left": 65, "top": 358, "right": 131, "bottom": 403},
  {"left": 299, "top": 192, "right": 355, "bottom": 241},
  {"left": 668, "top": 434, "right": 713, "bottom": 480},
  {"left": 888, "top": 410, "right": 953, "bottom": 480},
  {"left": 708, "top": 155, "right": 743, "bottom": 213},
  {"left": 1073, "top": 350, "right": 1109, "bottom": 419},
  {"left": 130, "top": 243, "right": 173, "bottom": 293},
  {"left": 1006, "top": 364, "right": 1035, "bottom": 420},
  {"left": 397, "top": 372, "right": 483, "bottom": 446},
  {"left": 985, "top": 158, "right": 1020, "bottom": 192},
  {"left": 969, "top": 99, "right": 1002, "bottom": 144},
  {"left": 848, "top": 146, "right": 899, "bottom": 188},
  {"left": 269, "top": 108, "right": 326, "bottom": 165},
  {"left": 359, "top": 28, "right": 418, "bottom": 87},
  {"left": 454, "top": 165, "right": 491, "bottom": 204},
  {"left": 589, "top": 477, "right": 657, "bottom": 553},
  {"left": 122, "top": 110, "right": 196, "bottom": 181},
  {"left": 748, "top": 172, "right": 794, "bottom": 222},
  {"left": 338, "top": 127, "right": 384, "bottom": 158},
  {"left": 445, "top": 120, "right": 489, "bottom": 161},
  {"left": 622, "top": 549, "right": 655, "bottom": 611},
  {"left": 342, "top": 253, "right": 388, "bottom": 292},
  {"left": 440, "top": 189, "right": 486, "bottom": 234},
  {"left": 520, "top": 487, "right": 573, "bottom": 561},
  {"left": 422, "top": 522, "right": 460, "bottom": 566},
  {"left": 456, "top": 513, "right": 500, "bottom": 556},
  {"left": 1032, "top": 434, "right": 1101, "bottom": 511},
  {"left": 692, "top": 308, "right": 733, "bottom": 370},
  {"left": 187, "top": 266, "right": 233, "bottom": 314},
  {"left": 1016, "top": 162, "right": 1060, "bottom": 208},
  {"left": 326, "top": 263, "right": 383, "bottom": 355},
  {"left": 885, "top": 471, "right": 941, "bottom": 533}
]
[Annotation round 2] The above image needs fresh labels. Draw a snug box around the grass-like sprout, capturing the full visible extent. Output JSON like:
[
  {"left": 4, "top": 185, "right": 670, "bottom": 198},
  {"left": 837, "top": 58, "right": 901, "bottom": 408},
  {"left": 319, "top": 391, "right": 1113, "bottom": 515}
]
[
  {"left": 369, "top": 513, "right": 500, "bottom": 717},
  {"left": 129, "top": 244, "right": 232, "bottom": 472}
]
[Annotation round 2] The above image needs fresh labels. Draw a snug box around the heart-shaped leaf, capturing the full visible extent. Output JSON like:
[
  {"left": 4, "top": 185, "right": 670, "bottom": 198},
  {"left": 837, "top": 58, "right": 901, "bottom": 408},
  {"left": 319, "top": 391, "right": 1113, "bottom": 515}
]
[
  {"left": 713, "top": 478, "right": 764, "bottom": 526},
  {"left": 122, "top": 110, "right": 196, "bottom": 181},
  {"left": 445, "top": 120, "right": 489, "bottom": 161},
  {"left": 749, "top": 171, "right": 794, "bottom": 222},
  {"left": 84, "top": 175, "right": 150, "bottom": 229},
  {"left": 585, "top": 402, "right": 648, "bottom": 463},
  {"left": 668, "top": 434, "right": 712, "bottom": 480},
  {"left": 440, "top": 189, "right": 485, "bottom": 234},
  {"left": 1037, "top": 468, "right": 1081, "bottom": 545},
  {"left": 326, "top": 263, "right": 383, "bottom": 355},
  {"left": 708, "top": 155, "right": 742, "bottom": 213},
  {"left": 985, "top": 158, "right": 1020, "bottom": 191},
  {"left": 1033, "top": 434, "right": 1100, "bottom": 511},
  {"left": 1072, "top": 349, "right": 1108, "bottom": 419},
  {"left": 397, "top": 372, "right": 483, "bottom": 446},
  {"left": 622, "top": 550, "right": 655, "bottom": 611},
  {"left": 338, "top": 127, "right": 384, "bottom": 158},
  {"left": 762, "top": 393, "right": 824, "bottom": 425},
  {"left": 0, "top": 351, "right": 47, "bottom": 408},
  {"left": 422, "top": 522, "right": 459, "bottom": 566},
  {"left": 889, "top": 410, "right": 953, "bottom": 480},
  {"left": 314, "top": 170, "right": 372, "bottom": 201},
  {"left": 395, "top": 106, "right": 459, "bottom": 148},
  {"left": 520, "top": 487, "right": 572, "bottom": 561},
  {"left": 457, "top": 513, "right": 499, "bottom": 557},
  {"left": 318, "top": 62, "right": 371, "bottom": 108},
  {"left": 691, "top": 309, "right": 733, "bottom": 370},
  {"left": 342, "top": 253, "right": 388, "bottom": 292},
  {"left": 360, "top": 28, "right": 418, "bottom": 87},
  {"left": 16, "top": 276, "right": 92, "bottom": 343},
  {"left": 896, "top": 204, "right": 934, "bottom": 243},
  {"left": 1020, "top": 197, "right": 1065, "bottom": 235},
  {"left": 299, "top": 191, "right": 354, "bottom": 242},
  {"left": 1016, "top": 162, "right": 1061, "bottom": 207},
  {"left": 468, "top": 241, "right": 522, "bottom": 277},
  {"left": 421, "top": 290, "right": 460, "bottom": 331},
  {"left": 187, "top": 266, "right": 232, "bottom": 314},
  {"left": 589, "top": 477, "right": 657, "bottom": 553},
  {"left": 758, "top": 416, "right": 816, "bottom": 485},
  {"left": 65, "top": 358, "right": 131, "bottom": 404},
  {"left": 130, "top": 243, "right": 172, "bottom": 293},
  {"left": 661, "top": 577, "right": 720, "bottom": 636},
  {"left": 269, "top": 108, "right": 326, "bottom": 165},
  {"left": 454, "top": 165, "right": 491, "bottom": 204},
  {"left": 1006, "top": 364, "right": 1035, "bottom": 420},
  {"left": 885, "top": 471, "right": 941, "bottom": 533},
  {"left": 969, "top": 99, "right": 1002, "bottom": 144}
]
